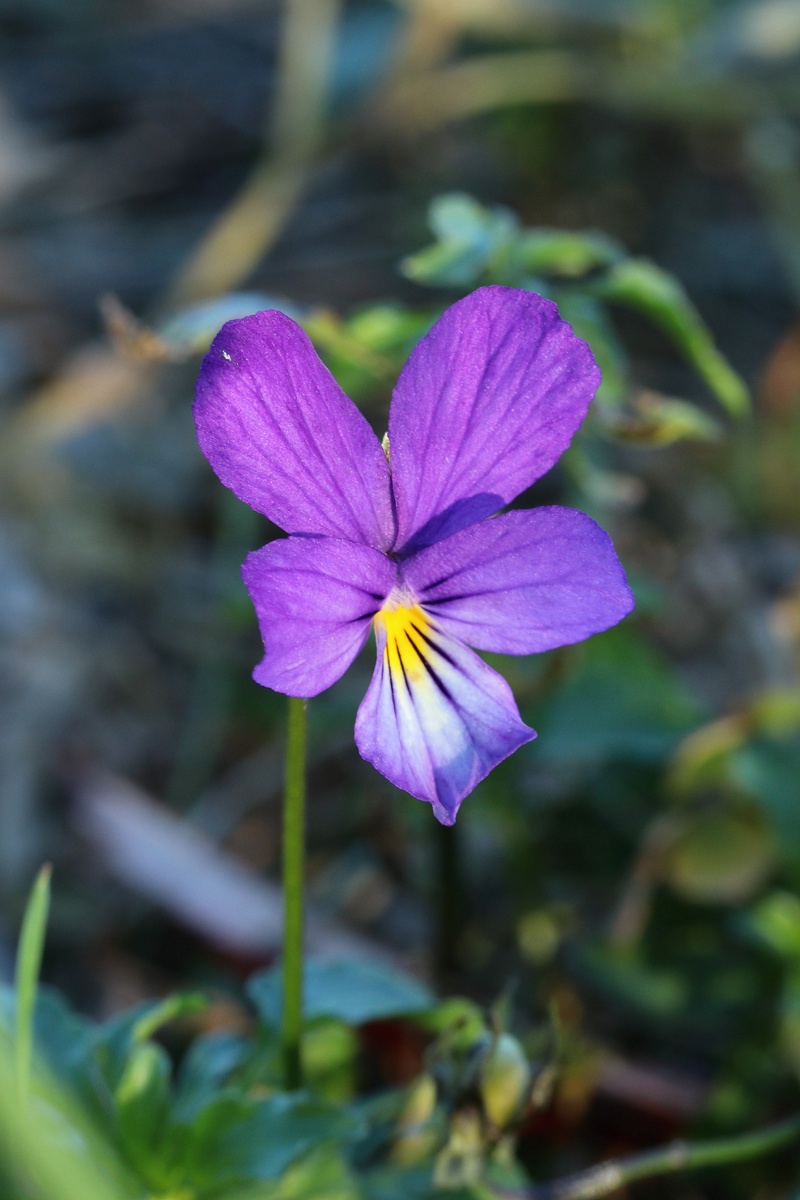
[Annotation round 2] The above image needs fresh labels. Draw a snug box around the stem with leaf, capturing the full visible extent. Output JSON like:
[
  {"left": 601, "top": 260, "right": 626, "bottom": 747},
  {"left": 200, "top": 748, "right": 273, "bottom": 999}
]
[
  {"left": 282, "top": 697, "right": 308, "bottom": 1090},
  {"left": 14, "top": 864, "right": 52, "bottom": 1102}
]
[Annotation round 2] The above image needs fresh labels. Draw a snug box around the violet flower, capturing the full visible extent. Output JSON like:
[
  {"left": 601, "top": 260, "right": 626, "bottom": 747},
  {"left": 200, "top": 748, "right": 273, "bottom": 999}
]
[{"left": 194, "top": 286, "right": 633, "bottom": 824}]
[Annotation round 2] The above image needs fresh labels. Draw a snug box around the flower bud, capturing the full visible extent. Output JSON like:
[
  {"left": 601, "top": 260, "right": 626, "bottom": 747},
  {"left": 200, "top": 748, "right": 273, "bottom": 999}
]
[
  {"left": 391, "top": 1072, "right": 439, "bottom": 1165},
  {"left": 478, "top": 1033, "right": 532, "bottom": 1130}
]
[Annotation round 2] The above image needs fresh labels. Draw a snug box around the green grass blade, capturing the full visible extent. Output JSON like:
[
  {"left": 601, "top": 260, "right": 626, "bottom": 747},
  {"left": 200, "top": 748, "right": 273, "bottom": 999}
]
[{"left": 14, "top": 864, "right": 52, "bottom": 1101}]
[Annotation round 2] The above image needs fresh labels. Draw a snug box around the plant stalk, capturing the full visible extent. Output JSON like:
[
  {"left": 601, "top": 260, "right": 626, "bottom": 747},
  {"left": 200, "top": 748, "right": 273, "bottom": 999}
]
[
  {"left": 281, "top": 696, "right": 308, "bottom": 1090},
  {"left": 527, "top": 1112, "right": 800, "bottom": 1200}
]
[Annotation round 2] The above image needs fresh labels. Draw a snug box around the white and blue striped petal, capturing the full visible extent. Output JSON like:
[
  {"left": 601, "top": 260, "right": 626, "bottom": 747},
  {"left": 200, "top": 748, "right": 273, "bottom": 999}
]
[{"left": 354, "top": 598, "right": 535, "bottom": 824}]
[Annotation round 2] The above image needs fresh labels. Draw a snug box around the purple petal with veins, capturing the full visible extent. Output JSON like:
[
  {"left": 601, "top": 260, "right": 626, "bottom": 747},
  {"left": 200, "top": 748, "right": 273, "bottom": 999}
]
[
  {"left": 388, "top": 286, "right": 600, "bottom": 552},
  {"left": 401, "top": 506, "right": 634, "bottom": 655},
  {"left": 195, "top": 310, "right": 396, "bottom": 550},
  {"left": 243, "top": 535, "right": 396, "bottom": 698}
]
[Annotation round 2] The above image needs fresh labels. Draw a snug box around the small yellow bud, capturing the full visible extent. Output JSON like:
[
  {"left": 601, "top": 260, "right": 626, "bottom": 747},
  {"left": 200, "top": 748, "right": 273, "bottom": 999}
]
[
  {"left": 479, "top": 1033, "right": 531, "bottom": 1130},
  {"left": 391, "top": 1073, "right": 438, "bottom": 1165}
]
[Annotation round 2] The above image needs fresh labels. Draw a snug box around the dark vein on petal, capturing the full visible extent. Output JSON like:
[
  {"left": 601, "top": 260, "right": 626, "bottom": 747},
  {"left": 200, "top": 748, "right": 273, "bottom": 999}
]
[
  {"left": 410, "top": 622, "right": 458, "bottom": 668},
  {"left": 404, "top": 631, "right": 455, "bottom": 702}
]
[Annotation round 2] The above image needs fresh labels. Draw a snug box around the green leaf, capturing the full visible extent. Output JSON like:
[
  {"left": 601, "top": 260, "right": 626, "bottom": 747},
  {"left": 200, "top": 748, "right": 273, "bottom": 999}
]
[
  {"left": 515, "top": 228, "right": 624, "bottom": 278},
  {"left": 201, "top": 1092, "right": 362, "bottom": 1187},
  {"left": 748, "top": 891, "right": 800, "bottom": 959},
  {"left": 667, "top": 804, "right": 775, "bottom": 905},
  {"left": 157, "top": 293, "right": 304, "bottom": 353},
  {"left": 301, "top": 1020, "right": 359, "bottom": 1102},
  {"left": 173, "top": 1032, "right": 251, "bottom": 1123},
  {"left": 248, "top": 960, "right": 434, "bottom": 1028},
  {"left": 96, "top": 993, "right": 206, "bottom": 1092},
  {"left": 0, "top": 1036, "right": 139, "bottom": 1200},
  {"left": 426, "top": 194, "right": 508, "bottom": 244},
  {"left": 401, "top": 194, "right": 518, "bottom": 286},
  {"left": 607, "top": 392, "right": 723, "bottom": 446},
  {"left": 14, "top": 864, "right": 51, "bottom": 1102},
  {"left": 220, "top": 1146, "right": 360, "bottom": 1199},
  {"left": 576, "top": 945, "right": 688, "bottom": 1018},
  {"left": 114, "top": 1040, "right": 171, "bottom": 1173},
  {"left": 733, "top": 736, "right": 800, "bottom": 850},
  {"left": 551, "top": 292, "right": 629, "bottom": 408},
  {"left": 591, "top": 258, "right": 749, "bottom": 418},
  {"left": 0, "top": 986, "right": 109, "bottom": 1124},
  {"left": 362, "top": 1165, "right": 478, "bottom": 1200},
  {"left": 533, "top": 626, "right": 702, "bottom": 767}
]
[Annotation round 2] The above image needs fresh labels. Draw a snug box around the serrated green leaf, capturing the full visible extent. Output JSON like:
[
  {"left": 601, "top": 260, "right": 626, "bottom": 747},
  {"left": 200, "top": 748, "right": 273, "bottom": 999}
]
[{"left": 248, "top": 960, "right": 434, "bottom": 1028}]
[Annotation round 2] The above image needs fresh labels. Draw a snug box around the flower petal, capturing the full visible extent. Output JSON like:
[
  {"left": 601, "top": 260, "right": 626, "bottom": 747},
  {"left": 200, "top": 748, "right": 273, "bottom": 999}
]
[
  {"left": 402, "top": 507, "right": 634, "bottom": 654},
  {"left": 354, "top": 610, "right": 535, "bottom": 824},
  {"left": 195, "top": 311, "right": 395, "bottom": 549},
  {"left": 388, "top": 286, "right": 600, "bottom": 552},
  {"left": 243, "top": 535, "right": 397, "bottom": 698}
]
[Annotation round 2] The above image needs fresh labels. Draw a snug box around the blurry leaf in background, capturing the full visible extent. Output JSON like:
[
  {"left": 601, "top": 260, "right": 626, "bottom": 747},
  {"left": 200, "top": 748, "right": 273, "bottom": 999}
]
[
  {"left": 97, "top": 992, "right": 207, "bottom": 1095},
  {"left": 551, "top": 292, "right": 629, "bottom": 409},
  {"left": 668, "top": 714, "right": 750, "bottom": 797},
  {"left": 248, "top": 960, "right": 434, "bottom": 1028},
  {"left": 514, "top": 227, "right": 624, "bottom": 278},
  {"left": 199, "top": 1092, "right": 362, "bottom": 1189},
  {"left": 401, "top": 192, "right": 519, "bottom": 286},
  {"left": 113, "top": 1040, "right": 171, "bottom": 1178},
  {"left": 400, "top": 193, "right": 748, "bottom": 448},
  {"left": 571, "top": 943, "right": 688, "bottom": 1019},
  {"left": 0, "top": 1035, "right": 138, "bottom": 1200},
  {"left": 157, "top": 293, "right": 307, "bottom": 357},
  {"left": 780, "top": 964, "right": 800, "bottom": 1079},
  {"left": 605, "top": 390, "right": 724, "bottom": 447},
  {"left": 532, "top": 626, "right": 703, "bottom": 768},
  {"left": 733, "top": 735, "right": 800, "bottom": 850},
  {"left": 222, "top": 1144, "right": 360, "bottom": 1199},
  {"left": 666, "top": 802, "right": 775, "bottom": 905},
  {"left": 589, "top": 258, "right": 750, "bottom": 419},
  {"left": 748, "top": 890, "right": 800, "bottom": 960},
  {"left": 172, "top": 1033, "right": 251, "bottom": 1126}
]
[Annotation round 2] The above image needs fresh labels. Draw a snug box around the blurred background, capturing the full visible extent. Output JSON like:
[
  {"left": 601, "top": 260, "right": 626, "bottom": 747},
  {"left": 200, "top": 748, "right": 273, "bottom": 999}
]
[{"left": 3, "top": 0, "right": 800, "bottom": 1185}]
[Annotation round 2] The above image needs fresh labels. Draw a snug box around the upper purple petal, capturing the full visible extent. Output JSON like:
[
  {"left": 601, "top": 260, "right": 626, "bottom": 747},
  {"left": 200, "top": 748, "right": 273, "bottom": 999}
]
[
  {"left": 387, "top": 287, "right": 600, "bottom": 552},
  {"left": 402, "top": 507, "right": 634, "bottom": 654},
  {"left": 243, "top": 534, "right": 397, "bottom": 698},
  {"left": 195, "top": 311, "right": 396, "bottom": 550}
]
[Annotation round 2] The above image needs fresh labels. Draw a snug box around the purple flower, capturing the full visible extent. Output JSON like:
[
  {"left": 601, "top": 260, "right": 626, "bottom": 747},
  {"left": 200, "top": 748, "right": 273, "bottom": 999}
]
[{"left": 194, "top": 286, "right": 634, "bottom": 824}]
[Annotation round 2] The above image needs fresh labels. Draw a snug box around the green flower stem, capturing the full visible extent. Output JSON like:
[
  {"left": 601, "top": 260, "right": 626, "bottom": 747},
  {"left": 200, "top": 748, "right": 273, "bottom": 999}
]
[
  {"left": 528, "top": 1112, "right": 800, "bottom": 1200},
  {"left": 282, "top": 696, "right": 308, "bottom": 1090}
]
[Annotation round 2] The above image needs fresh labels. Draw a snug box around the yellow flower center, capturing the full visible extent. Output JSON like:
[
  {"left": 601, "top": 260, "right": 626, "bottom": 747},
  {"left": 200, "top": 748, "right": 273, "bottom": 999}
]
[{"left": 374, "top": 600, "right": 432, "bottom": 684}]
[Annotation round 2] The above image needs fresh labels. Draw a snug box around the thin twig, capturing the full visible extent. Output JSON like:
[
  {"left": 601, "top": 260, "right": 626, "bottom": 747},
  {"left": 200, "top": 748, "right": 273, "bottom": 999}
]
[{"left": 522, "top": 1113, "right": 800, "bottom": 1200}]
